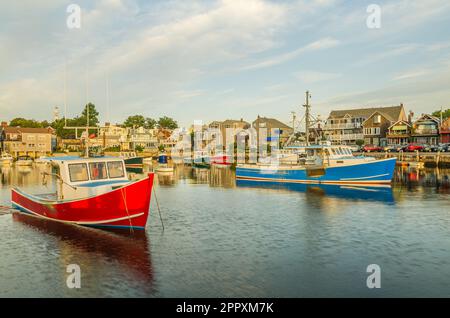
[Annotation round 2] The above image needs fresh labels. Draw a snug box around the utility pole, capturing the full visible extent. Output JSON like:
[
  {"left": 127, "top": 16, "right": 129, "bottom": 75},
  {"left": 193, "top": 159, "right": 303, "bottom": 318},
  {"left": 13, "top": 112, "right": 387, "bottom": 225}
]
[
  {"left": 303, "top": 91, "right": 311, "bottom": 146},
  {"left": 291, "top": 111, "right": 296, "bottom": 132}
]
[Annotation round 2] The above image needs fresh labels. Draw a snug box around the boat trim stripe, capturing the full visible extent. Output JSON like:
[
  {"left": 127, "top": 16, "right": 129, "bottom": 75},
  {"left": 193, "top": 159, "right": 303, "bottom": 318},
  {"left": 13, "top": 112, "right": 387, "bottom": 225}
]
[
  {"left": 11, "top": 201, "right": 145, "bottom": 225},
  {"left": 339, "top": 173, "right": 390, "bottom": 181},
  {"left": 236, "top": 176, "right": 391, "bottom": 186}
]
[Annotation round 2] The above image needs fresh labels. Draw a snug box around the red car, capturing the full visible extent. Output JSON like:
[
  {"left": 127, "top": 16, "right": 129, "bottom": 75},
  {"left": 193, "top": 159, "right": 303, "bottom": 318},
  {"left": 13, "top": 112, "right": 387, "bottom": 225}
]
[
  {"left": 405, "top": 143, "right": 425, "bottom": 152},
  {"left": 363, "top": 145, "right": 383, "bottom": 152}
]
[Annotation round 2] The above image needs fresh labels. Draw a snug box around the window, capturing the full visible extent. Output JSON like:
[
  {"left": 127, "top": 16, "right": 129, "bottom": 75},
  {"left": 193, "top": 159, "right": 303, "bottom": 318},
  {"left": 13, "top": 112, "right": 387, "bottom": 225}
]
[
  {"left": 68, "top": 163, "right": 89, "bottom": 182},
  {"left": 89, "top": 162, "right": 108, "bottom": 180},
  {"left": 374, "top": 115, "right": 381, "bottom": 124},
  {"left": 107, "top": 161, "right": 125, "bottom": 178}
]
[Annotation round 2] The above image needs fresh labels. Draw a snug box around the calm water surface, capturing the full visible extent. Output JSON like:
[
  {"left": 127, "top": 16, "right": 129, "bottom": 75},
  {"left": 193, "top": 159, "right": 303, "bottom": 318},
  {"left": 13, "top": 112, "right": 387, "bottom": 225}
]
[{"left": 0, "top": 164, "right": 449, "bottom": 297}]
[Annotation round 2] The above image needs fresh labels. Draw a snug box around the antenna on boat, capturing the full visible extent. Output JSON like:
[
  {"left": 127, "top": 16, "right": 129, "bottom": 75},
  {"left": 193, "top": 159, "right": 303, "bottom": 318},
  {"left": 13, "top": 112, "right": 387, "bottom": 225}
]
[
  {"left": 64, "top": 60, "right": 67, "bottom": 127},
  {"left": 85, "top": 66, "right": 90, "bottom": 158},
  {"left": 303, "top": 91, "right": 312, "bottom": 146}
]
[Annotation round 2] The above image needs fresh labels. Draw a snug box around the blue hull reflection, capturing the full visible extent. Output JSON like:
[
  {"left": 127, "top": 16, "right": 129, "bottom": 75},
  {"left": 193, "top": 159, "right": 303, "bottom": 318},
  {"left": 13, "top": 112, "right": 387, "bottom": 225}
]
[{"left": 236, "top": 180, "right": 395, "bottom": 204}]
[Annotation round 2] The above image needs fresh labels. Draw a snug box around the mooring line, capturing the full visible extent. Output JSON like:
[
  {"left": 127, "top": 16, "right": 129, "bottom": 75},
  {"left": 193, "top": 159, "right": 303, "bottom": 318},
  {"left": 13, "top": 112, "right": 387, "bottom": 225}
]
[{"left": 152, "top": 186, "right": 165, "bottom": 231}]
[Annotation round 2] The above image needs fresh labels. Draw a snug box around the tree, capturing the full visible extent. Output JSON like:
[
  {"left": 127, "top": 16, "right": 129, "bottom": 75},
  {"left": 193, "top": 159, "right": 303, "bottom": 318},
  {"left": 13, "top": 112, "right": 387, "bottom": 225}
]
[
  {"left": 81, "top": 103, "right": 99, "bottom": 127},
  {"left": 356, "top": 139, "right": 365, "bottom": 146},
  {"left": 145, "top": 117, "right": 157, "bottom": 129},
  {"left": 432, "top": 109, "right": 450, "bottom": 120},
  {"left": 9, "top": 118, "right": 43, "bottom": 128},
  {"left": 135, "top": 145, "right": 144, "bottom": 152},
  {"left": 51, "top": 103, "right": 100, "bottom": 138},
  {"left": 123, "top": 115, "right": 146, "bottom": 128},
  {"left": 158, "top": 116, "right": 178, "bottom": 129}
]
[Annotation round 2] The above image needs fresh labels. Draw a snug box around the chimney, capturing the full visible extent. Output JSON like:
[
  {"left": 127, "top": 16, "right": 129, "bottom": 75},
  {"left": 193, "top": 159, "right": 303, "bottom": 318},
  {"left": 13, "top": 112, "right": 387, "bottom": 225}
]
[{"left": 408, "top": 111, "right": 414, "bottom": 124}]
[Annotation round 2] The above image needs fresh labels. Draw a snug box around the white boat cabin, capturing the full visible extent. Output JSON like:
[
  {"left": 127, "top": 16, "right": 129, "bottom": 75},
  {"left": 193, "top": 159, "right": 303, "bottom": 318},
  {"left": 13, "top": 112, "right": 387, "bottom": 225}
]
[
  {"left": 287, "top": 145, "right": 375, "bottom": 167},
  {"left": 44, "top": 156, "right": 130, "bottom": 201}
]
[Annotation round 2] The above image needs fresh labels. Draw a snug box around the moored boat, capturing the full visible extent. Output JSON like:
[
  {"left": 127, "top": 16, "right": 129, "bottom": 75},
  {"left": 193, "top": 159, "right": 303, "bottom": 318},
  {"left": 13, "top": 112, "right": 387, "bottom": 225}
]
[
  {"left": 11, "top": 156, "right": 155, "bottom": 230},
  {"left": 15, "top": 155, "right": 33, "bottom": 166},
  {"left": 211, "top": 154, "right": 232, "bottom": 168},
  {"left": 120, "top": 151, "right": 143, "bottom": 168},
  {"left": 154, "top": 154, "right": 174, "bottom": 173},
  {"left": 236, "top": 144, "right": 396, "bottom": 186},
  {"left": 0, "top": 152, "right": 13, "bottom": 165}
]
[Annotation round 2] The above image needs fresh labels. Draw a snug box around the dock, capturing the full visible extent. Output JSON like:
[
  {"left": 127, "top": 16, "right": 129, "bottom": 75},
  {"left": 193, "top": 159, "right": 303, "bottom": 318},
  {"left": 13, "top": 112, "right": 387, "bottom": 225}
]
[{"left": 355, "top": 151, "right": 450, "bottom": 168}]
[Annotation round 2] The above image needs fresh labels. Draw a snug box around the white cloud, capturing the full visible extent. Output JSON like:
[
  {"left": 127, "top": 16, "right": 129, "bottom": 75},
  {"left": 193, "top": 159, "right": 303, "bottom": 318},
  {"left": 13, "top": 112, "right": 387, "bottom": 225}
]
[
  {"left": 241, "top": 37, "right": 341, "bottom": 71},
  {"left": 294, "top": 70, "right": 342, "bottom": 84}
]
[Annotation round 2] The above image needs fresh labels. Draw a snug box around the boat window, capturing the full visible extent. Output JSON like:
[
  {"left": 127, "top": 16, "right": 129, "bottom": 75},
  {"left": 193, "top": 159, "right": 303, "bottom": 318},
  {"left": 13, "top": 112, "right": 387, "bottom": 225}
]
[
  {"left": 68, "top": 163, "right": 89, "bottom": 182},
  {"left": 107, "top": 161, "right": 125, "bottom": 178},
  {"left": 89, "top": 162, "right": 108, "bottom": 180},
  {"left": 324, "top": 149, "right": 331, "bottom": 156}
]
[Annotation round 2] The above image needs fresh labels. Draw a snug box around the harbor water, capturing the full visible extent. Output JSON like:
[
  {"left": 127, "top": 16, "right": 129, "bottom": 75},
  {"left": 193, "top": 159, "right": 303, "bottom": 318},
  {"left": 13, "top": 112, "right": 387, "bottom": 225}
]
[{"left": 0, "top": 164, "right": 449, "bottom": 297}]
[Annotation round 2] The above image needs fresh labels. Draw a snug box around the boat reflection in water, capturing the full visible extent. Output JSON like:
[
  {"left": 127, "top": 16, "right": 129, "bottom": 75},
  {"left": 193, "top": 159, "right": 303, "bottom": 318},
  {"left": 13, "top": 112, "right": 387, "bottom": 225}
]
[
  {"left": 236, "top": 180, "right": 395, "bottom": 203},
  {"left": 12, "top": 212, "right": 154, "bottom": 286}
]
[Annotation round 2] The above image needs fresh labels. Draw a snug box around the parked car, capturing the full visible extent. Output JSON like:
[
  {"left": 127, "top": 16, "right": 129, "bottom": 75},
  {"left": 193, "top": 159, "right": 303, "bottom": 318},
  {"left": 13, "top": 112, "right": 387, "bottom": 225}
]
[
  {"left": 441, "top": 143, "right": 450, "bottom": 152},
  {"left": 383, "top": 145, "right": 398, "bottom": 152},
  {"left": 405, "top": 143, "right": 425, "bottom": 152},
  {"left": 362, "top": 144, "right": 383, "bottom": 152}
]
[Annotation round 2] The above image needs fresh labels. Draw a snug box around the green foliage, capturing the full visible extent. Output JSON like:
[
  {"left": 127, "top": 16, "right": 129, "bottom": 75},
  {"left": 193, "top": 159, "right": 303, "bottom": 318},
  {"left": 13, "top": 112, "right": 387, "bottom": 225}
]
[
  {"left": 356, "top": 139, "right": 365, "bottom": 146},
  {"left": 9, "top": 118, "right": 45, "bottom": 128},
  {"left": 51, "top": 103, "right": 99, "bottom": 138},
  {"left": 157, "top": 116, "right": 178, "bottom": 129},
  {"left": 123, "top": 115, "right": 157, "bottom": 129},
  {"left": 104, "top": 145, "right": 121, "bottom": 152},
  {"left": 432, "top": 109, "right": 450, "bottom": 120},
  {"left": 158, "top": 144, "right": 165, "bottom": 152},
  {"left": 124, "top": 115, "right": 146, "bottom": 128},
  {"left": 145, "top": 118, "right": 157, "bottom": 129},
  {"left": 81, "top": 103, "right": 99, "bottom": 127},
  {"left": 135, "top": 145, "right": 145, "bottom": 152}
]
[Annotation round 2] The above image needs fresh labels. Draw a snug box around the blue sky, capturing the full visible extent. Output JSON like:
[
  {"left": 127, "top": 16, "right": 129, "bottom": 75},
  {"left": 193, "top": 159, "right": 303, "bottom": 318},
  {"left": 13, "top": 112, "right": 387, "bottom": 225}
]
[{"left": 1, "top": 0, "right": 450, "bottom": 128}]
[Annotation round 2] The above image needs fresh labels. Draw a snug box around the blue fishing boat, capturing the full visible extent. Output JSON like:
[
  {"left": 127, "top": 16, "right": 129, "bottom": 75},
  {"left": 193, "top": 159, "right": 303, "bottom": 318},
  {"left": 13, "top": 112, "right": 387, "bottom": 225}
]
[
  {"left": 236, "top": 144, "right": 396, "bottom": 185},
  {"left": 237, "top": 91, "right": 396, "bottom": 186}
]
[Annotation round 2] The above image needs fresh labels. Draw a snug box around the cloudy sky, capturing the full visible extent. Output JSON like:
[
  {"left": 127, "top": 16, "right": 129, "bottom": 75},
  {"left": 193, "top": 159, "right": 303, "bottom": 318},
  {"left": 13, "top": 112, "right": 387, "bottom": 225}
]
[{"left": 1, "top": 0, "right": 450, "bottom": 127}]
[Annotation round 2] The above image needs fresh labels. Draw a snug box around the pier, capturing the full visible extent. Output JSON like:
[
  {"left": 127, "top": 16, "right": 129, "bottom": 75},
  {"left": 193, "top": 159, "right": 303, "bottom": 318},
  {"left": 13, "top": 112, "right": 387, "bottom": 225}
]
[{"left": 355, "top": 151, "right": 450, "bottom": 168}]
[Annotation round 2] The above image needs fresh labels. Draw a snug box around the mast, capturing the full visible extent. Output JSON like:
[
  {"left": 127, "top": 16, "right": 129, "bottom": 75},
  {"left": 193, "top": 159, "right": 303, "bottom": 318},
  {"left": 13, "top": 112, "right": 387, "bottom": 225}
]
[
  {"left": 64, "top": 61, "right": 67, "bottom": 127},
  {"left": 85, "top": 67, "right": 89, "bottom": 158},
  {"left": 303, "top": 91, "right": 311, "bottom": 146}
]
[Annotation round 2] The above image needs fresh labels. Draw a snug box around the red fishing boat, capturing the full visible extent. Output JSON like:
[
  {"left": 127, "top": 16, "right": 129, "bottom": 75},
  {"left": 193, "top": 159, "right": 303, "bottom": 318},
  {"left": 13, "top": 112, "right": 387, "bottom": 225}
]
[
  {"left": 11, "top": 156, "right": 154, "bottom": 230},
  {"left": 211, "top": 154, "right": 232, "bottom": 168}
]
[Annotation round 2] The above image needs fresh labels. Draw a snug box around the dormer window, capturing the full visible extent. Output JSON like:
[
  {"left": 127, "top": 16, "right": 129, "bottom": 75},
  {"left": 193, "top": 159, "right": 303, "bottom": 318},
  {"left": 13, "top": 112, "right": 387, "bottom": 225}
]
[{"left": 374, "top": 115, "right": 381, "bottom": 124}]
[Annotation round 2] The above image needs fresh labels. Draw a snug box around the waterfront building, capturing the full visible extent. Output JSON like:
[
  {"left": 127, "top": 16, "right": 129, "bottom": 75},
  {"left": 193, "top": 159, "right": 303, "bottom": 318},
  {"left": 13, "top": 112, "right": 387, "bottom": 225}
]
[
  {"left": 252, "top": 116, "right": 293, "bottom": 147},
  {"left": 411, "top": 114, "right": 440, "bottom": 145},
  {"left": 127, "top": 126, "right": 158, "bottom": 151},
  {"left": 323, "top": 104, "right": 406, "bottom": 145},
  {"left": 439, "top": 117, "right": 450, "bottom": 143},
  {"left": 208, "top": 119, "right": 250, "bottom": 146},
  {"left": 386, "top": 120, "right": 411, "bottom": 145},
  {"left": 1, "top": 122, "right": 55, "bottom": 158},
  {"left": 98, "top": 123, "right": 129, "bottom": 150}
]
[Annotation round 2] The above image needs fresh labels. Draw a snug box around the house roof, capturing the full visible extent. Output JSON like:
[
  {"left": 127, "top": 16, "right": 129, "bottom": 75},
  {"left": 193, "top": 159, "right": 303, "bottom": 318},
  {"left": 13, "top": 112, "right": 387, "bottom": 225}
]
[
  {"left": 252, "top": 116, "right": 292, "bottom": 130},
  {"left": 4, "top": 126, "right": 53, "bottom": 134},
  {"left": 413, "top": 114, "right": 441, "bottom": 123},
  {"left": 328, "top": 105, "right": 404, "bottom": 121},
  {"left": 388, "top": 120, "right": 412, "bottom": 130},
  {"left": 222, "top": 119, "right": 250, "bottom": 126}
]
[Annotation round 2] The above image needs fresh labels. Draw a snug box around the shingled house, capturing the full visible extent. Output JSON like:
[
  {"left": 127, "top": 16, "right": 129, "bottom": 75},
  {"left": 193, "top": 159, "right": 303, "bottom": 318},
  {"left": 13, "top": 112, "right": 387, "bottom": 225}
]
[
  {"left": 252, "top": 116, "right": 293, "bottom": 147},
  {"left": 324, "top": 105, "right": 406, "bottom": 145}
]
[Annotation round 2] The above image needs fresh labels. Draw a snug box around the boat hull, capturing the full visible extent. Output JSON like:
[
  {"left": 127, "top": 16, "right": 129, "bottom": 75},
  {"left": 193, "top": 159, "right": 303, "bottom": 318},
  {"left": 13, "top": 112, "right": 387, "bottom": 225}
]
[
  {"left": 236, "top": 158, "right": 397, "bottom": 185},
  {"left": 124, "top": 156, "right": 143, "bottom": 167},
  {"left": 11, "top": 174, "right": 155, "bottom": 230}
]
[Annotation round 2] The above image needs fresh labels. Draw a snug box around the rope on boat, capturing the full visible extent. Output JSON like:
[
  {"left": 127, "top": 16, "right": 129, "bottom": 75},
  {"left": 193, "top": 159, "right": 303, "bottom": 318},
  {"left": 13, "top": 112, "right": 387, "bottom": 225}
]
[
  {"left": 152, "top": 187, "right": 165, "bottom": 231},
  {"left": 120, "top": 188, "right": 134, "bottom": 234}
]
